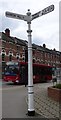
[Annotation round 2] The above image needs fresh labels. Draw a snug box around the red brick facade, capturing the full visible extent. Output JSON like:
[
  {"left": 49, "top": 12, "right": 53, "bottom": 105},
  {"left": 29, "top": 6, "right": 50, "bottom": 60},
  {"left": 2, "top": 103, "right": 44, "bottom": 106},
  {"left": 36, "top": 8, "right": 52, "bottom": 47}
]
[{"left": 0, "top": 28, "right": 61, "bottom": 68}]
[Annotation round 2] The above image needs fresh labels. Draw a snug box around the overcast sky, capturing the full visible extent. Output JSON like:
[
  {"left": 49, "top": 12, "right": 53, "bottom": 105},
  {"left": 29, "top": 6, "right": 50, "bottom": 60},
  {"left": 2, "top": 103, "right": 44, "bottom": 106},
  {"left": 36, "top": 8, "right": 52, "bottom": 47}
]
[{"left": 0, "top": 0, "right": 60, "bottom": 51}]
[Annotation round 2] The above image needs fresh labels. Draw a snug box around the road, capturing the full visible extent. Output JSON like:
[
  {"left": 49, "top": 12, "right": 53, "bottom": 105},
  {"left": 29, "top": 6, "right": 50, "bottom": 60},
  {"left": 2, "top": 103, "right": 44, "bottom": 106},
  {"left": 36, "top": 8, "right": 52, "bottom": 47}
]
[{"left": 2, "top": 82, "right": 28, "bottom": 118}]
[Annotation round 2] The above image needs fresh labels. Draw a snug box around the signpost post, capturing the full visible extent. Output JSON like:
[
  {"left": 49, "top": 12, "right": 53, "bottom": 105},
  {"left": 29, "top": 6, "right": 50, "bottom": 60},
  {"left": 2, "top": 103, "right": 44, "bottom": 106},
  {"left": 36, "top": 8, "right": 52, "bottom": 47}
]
[{"left": 5, "top": 4, "right": 54, "bottom": 116}]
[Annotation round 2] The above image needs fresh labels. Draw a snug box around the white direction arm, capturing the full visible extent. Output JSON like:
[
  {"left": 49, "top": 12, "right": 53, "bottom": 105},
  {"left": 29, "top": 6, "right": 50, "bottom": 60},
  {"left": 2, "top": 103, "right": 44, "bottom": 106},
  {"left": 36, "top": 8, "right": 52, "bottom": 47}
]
[
  {"left": 5, "top": 5, "right": 54, "bottom": 22},
  {"left": 32, "top": 11, "right": 42, "bottom": 20},
  {"left": 32, "top": 4, "right": 54, "bottom": 20},
  {"left": 5, "top": 11, "right": 27, "bottom": 21}
]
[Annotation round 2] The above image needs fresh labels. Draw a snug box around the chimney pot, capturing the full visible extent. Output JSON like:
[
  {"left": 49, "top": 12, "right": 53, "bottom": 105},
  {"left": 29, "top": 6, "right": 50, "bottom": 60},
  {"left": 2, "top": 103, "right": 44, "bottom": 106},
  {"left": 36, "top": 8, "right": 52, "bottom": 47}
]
[
  {"left": 43, "top": 44, "right": 46, "bottom": 48},
  {"left": 5, "top": 28, "right": 10, "bottom": 37}
]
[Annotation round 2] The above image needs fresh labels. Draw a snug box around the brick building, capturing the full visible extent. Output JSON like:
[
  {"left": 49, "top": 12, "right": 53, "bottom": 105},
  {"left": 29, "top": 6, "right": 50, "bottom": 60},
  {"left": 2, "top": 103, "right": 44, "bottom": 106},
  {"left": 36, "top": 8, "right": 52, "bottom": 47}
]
[
  {"left": 0, "top": 28, "right": 61, "bottom": 68},
  {"left": 32, "top": 43, "right": 61, "bottom": 68},
  {"left": 0, "top": 29, "right": 27, "bottom": 63}
]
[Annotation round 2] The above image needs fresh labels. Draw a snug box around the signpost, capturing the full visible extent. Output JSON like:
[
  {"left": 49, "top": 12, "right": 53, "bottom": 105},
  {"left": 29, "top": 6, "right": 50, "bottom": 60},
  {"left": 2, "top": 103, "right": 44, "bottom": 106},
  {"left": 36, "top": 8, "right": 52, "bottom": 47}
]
[{"left": 5, "top": 4, "right": 54, "bottom": 116}]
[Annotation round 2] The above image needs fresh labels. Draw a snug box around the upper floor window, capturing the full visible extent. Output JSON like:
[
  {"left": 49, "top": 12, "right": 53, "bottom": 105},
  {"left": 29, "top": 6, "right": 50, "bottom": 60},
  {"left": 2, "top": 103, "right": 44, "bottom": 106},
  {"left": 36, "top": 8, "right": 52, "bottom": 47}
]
[
  {"left": 1, "top": 49, "right": 6, "bottom": 61},
  {"left": 8, "top": 51, "right": 13, "bottom": 61},
  {"left": 8, "top": 51, "right": 13, "bottom": 56},
  {"left": 1, "top": 49, "right": 6, "bottom": 55},
  {"left": 16, "top": 53, "right": 20, "bottom": 60}
]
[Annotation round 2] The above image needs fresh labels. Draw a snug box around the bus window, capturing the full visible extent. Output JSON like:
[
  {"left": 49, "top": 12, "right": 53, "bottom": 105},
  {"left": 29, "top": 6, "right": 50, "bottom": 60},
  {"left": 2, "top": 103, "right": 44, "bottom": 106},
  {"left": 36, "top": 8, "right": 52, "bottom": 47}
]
[
  {"left": 4, "top": 65, "right": 19, "bottom": 75},
  {"left": 33, "top": 66, "right": 40, "bottom": 75},
  {"left": 13, "top": 67, "right": 19, "bottom": 74}
]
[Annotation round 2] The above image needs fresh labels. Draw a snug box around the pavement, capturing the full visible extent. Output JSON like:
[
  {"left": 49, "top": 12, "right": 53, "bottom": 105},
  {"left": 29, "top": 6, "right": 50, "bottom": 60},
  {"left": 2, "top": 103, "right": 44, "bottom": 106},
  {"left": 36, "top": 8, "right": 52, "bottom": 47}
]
[{"left": 33, "top": 81, "right": 60, "bottom": 119}]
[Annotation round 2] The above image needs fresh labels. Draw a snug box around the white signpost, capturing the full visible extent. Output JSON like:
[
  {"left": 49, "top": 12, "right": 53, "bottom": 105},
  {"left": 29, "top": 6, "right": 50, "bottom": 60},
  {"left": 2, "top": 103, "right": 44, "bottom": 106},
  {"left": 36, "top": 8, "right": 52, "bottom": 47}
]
[{"left": 5, "top": 4, "right": 54, "bottom": 116}]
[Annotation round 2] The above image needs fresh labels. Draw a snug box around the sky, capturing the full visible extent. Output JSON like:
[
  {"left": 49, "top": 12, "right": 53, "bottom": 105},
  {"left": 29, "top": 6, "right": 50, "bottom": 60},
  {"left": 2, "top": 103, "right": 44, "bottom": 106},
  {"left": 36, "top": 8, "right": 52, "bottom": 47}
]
[{"left": 0, "top": 0, "right": 60, "bottom": 51}]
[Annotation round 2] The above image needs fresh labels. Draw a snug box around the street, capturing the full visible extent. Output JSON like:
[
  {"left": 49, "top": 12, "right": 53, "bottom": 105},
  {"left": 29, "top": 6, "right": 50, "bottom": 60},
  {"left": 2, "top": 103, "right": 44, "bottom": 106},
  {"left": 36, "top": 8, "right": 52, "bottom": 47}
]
[{"left": 2, "top": 82, "right": 28, "bottom": 118}]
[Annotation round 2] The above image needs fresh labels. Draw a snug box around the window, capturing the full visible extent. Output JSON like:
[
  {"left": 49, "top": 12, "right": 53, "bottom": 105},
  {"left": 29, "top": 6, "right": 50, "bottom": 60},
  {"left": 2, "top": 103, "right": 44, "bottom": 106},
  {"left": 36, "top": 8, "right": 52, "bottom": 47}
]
[
  {"left": 1, "top": 49, "right": 6, "bottom": 61},
  {"left": 8, "top": 51, "right": 13, "bottom": 61},
  {"left": 9, "top": 55, "right": 12, "bottom": 61},
  {"left": 8, "top": 51, "right": 13, "bottom": 56},
  {"left": 2, "top": 54, "right": 5, "bottom": 61},
  {"left": 16, "top": 53, "right": 20, "bottom": 60}
]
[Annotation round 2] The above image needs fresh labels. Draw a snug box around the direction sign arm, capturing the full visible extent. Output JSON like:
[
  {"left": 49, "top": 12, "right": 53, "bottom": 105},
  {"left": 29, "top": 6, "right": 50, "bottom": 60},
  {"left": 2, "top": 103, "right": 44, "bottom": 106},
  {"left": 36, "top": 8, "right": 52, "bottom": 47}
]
[
  {"left": 41, "top": 4, "right": 54, "bottom": 15},
  {"left": 32, "top": 4, "right": 54, "bottom": 21},
  {"left": 5, "top": 11, "right": 27, "bottom": 21},
  {"left": 32, "top": 11, "right": 42, "bottom": 20}
]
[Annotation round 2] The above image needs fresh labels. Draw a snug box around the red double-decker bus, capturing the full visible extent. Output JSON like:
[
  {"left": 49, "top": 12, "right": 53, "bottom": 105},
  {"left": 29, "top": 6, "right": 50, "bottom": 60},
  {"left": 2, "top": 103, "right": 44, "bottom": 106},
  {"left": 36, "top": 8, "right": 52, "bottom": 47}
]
[{"left": 3, "top": 61, "right": 52, "bottom": 84}]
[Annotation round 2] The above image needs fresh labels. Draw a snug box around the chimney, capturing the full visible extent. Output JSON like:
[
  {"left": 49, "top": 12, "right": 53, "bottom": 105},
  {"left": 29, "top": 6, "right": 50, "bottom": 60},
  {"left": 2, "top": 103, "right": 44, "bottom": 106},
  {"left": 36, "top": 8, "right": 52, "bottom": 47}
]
[
  {"left": 5, "top": 28, "right": 10, "bottom": 37},
  {"left": 43, "top": 44, "right": 46, "bottom": 48}
]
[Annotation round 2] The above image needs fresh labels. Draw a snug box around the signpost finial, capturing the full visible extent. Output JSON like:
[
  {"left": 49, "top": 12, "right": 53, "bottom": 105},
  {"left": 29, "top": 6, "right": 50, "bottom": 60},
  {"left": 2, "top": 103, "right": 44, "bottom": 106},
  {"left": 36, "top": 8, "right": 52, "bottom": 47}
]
[{"left": 27, "top": 9, "right": 31, "bottom": 16}]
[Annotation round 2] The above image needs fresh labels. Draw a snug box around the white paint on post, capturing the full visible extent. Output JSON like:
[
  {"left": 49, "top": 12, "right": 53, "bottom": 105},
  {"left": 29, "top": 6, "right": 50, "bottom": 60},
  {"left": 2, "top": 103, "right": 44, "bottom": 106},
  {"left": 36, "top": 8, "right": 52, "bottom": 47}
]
[{"left": 27, "top": 10, "right": 35, "bottom": 115}]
